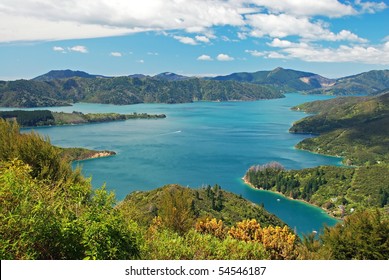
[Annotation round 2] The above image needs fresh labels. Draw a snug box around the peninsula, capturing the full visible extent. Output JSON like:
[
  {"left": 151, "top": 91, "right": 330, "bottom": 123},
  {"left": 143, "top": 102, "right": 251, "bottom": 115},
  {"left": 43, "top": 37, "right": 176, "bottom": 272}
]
[{"left": 0, "top": 110, "right": 166, "bottom": 127}]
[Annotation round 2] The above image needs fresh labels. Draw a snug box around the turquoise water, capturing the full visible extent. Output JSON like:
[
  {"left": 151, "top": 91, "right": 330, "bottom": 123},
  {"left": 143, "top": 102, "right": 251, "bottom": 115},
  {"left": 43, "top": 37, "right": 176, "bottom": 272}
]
[{"left": 18, "top": 93, "right": 342, "bottom": 235}]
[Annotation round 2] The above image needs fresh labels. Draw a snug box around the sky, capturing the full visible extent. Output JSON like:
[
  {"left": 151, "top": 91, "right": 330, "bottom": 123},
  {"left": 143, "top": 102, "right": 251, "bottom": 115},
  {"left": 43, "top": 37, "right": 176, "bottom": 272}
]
[{"left": 0, "top": 0, "right": 388, "bottom": 80}]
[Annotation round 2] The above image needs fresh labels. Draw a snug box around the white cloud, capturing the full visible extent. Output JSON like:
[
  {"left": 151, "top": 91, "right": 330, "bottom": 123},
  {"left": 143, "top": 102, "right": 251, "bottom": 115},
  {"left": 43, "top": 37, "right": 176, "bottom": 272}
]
[
  {"left": 237, "top": 32, "right": 247, "bottom": 40},
  {"left": 246, "top": 13, "right": 366, "bottom": 42},
  {"left": 264, "top": 40, "right": 389, "bottom": 64},
  {"left": 355, "top": 0, "right": 387, "bottom": 14},
  {"left": 147, "top": 52, "right": 159, "bottom": 55},
  {"left": 137, "top": 59, "right": 144, "bottom": 63},
  {"left": 245, "top": 50, "right": 265, "bottom": 57},
  {"left": 197, "top": 54, "right": 213, "bottom": 61},
  {"left": 249, "top": 0, "right": 357, "bottom": 17},
  {"left": 173, "top": 35, "right": 197, "bottom": 45},
  {"left": 0, "top": 0, "right": 244, "bottom": 42},
  {"left": 195, "top": 35, "right": 210, "bottom": 43},
  {"left": 110, "top": 52, "right": 122, "bottom": 57},
  {"left": 217, "top": 54, "right": 234, "bottom": 61},
  {"left": 68, "top": 45, "right": 88, "bottom": 53},
  {"left": 0, "top": 0, "right": 383, "bottom": 44},
  {"left": 268, "top": 38, "right": 293, "bottom": 48},
  {"left": 53, "top": 46, "right": 65, "bottom": 52}
]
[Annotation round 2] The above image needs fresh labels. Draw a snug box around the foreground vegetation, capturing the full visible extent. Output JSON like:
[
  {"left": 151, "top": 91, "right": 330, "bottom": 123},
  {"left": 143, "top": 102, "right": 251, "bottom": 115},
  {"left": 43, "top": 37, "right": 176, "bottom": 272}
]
[
  {"left": 0, "top": 110, "right": 166, "bottom": 127},
  {"left": 0, "top": 119, "right": 388, "bottom": 259}
]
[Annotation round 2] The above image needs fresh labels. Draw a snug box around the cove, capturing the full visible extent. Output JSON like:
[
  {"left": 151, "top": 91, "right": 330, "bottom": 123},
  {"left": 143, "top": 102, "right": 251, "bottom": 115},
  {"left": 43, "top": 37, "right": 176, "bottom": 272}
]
[{"left": 19, "top": 93, "right": 341, "bottom": 235}]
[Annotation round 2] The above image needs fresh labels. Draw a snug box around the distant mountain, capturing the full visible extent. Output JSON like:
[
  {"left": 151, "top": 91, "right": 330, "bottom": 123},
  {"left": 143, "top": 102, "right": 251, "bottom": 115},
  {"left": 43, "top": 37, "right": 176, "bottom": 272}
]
[
  {"left": 127, "top": 74, "right": 149, "bottom": 79},
  {"left": 0, "top": 74, "right": 282, "bottom": 107},
  {"left": 33, "top": 69, "right": 108, "bottom": 81},
  {"left": 212, "top": 67, "right": 335, "bottom": 92},
  {"left": 152, "top": 72, "right": 191, "bottom": 81},
  {"left": 308, "top": 69, "right": 389, "bottom": 95}
]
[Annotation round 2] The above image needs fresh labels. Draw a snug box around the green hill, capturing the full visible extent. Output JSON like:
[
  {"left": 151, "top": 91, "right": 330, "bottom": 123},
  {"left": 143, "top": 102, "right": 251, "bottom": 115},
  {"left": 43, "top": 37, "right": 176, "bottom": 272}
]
[
  {"left": 0, "top": 110, "right": 165, "bottom": 127},
  {"left": 212, "top": 67, "right": 334, "bottom": 92},
  {"left": 290, "top": 92, "right": 389, "bottom": 165},
  {"left": 119, "top": 184, "right": 284, "bottom": 228},
  {"left": 308, "top": 70, "right": 389, "bottom": 95},
  {"left": 244, "top": 163, "right": 389, "bottom": 218}
]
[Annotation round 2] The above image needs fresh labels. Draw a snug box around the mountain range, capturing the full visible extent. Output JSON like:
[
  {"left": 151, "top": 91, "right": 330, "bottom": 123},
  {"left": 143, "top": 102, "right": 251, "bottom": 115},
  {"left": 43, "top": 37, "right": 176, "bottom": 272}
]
[{"left": 0, "top": 68, "right": 388, "bottom": 108}]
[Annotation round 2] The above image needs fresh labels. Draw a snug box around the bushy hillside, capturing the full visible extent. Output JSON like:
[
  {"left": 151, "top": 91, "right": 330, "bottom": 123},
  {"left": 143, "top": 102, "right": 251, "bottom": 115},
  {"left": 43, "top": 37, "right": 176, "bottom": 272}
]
[
  {"left": 308, "top": 70, "right": 389, "bottom": 95},
  {"left": 212, "top": 67, "right": 333, "bottom": 92},
  {"left": 244, "top": 162, "right": 389, "bottom": 218},
  {"left": 290, "top": 92, "right": 389, "bottom": 165}
]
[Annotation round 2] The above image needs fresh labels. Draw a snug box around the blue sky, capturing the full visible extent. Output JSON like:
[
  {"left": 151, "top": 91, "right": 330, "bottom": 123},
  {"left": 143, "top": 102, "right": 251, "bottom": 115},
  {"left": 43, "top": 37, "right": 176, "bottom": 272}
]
[{"left": 0, "top": 0, "right": 388, "bottom": 80}]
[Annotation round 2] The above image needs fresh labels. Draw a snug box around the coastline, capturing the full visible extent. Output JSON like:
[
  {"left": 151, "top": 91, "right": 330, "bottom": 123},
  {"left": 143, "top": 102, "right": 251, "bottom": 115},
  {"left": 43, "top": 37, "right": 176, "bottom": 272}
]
[{"left": 241, "top": 176, "right": 340, "bottom": 220}]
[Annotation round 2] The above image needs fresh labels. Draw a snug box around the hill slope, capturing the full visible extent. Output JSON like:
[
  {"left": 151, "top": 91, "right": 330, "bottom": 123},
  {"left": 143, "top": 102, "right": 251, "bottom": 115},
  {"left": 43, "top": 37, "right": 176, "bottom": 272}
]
[
  {"left": 290, "top": 91, "right": 389, "bottom": 165},
  {"left": 212, "top": 67, "right": 335, "bottom": 92},
  {"left": 308, "top": 70, "right": 389, "bottom": 95},
  {"left": 120, "top": 184, "right": 285, "bottom": 228}
]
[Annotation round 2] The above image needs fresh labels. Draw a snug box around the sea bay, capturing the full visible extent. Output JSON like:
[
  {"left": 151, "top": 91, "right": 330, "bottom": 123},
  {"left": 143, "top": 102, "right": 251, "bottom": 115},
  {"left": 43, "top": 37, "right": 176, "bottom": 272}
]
[{"left": 18, "top": 93, "right": 342, "bottom": 235}]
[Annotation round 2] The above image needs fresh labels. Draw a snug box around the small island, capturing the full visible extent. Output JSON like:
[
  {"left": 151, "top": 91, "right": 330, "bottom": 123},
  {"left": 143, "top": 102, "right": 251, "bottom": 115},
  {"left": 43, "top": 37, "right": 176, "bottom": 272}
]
[{"left": 0, "top": 110, "right": 166, "bottom": 127}]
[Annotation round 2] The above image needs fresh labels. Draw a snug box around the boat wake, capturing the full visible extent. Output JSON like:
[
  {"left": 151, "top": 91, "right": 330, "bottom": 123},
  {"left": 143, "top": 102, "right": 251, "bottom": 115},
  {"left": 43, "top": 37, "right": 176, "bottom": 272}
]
[{"left": 159, "top": 130, "right": 182, "bottom": 136}]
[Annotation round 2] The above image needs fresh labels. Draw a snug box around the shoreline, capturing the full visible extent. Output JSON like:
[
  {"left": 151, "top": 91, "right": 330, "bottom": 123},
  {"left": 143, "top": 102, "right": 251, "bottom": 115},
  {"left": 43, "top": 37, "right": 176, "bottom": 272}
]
[{"left": 241, "top": 176, "right": 341, "bottom": 221}]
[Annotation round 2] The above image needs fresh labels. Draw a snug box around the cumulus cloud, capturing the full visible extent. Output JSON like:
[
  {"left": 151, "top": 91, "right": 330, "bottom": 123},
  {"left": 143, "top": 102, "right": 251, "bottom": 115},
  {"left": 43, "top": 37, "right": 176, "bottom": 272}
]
[
  {"left": 195, "top": 35, "right": 210, "bottom": 43},
  {"left": 147, "top": 52, "right": 159, "bottom": 55},
  {"left": 246, "top": 13, "right": 366, "bottom": 42},
  {"left": 110, "top": 52, "right": 122, "bottom": 57},
  {"left": 68, "top": 45, "right": 88, "bottom": 53},
  {"left": 197, "top": 54, "right": 213, "bottom": 61},
  {"left": 262, "top": 39, "right": 389, "bottom": 64},
  {"left": 1, "top": 0, "right": 382, "bottom": 43},
  {"left": 173, "top": 35, "right": 197, "bottom": 45},
  {"left": 245, "top": 50, "right": 265, "bottom": 57},
  {"left": 53, "top": 46, "right": 65, "bottom": 52},
  {"left": 249, "top": 0, "right": 357, "bottom": 17},
  {"left": 217, "top": 54, "right": 234, "bottom": 61},
  {"left": 355, "top": 0, "right": 387, "bottom": 14}
]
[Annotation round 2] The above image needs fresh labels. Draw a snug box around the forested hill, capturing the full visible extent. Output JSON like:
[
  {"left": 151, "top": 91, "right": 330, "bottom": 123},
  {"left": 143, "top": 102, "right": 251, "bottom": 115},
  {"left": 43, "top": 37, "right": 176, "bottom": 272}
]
[
  {"left": 307, "top": 69, "right": 389, "bottom": 95},
  {"left": 212, "top": 68, "right": 389, "bottom": 95},
  {"left": 0, "top": 75, "right": 282, "bottom": 108},
  {"left": 120, "top": 184, "right": 284, "bottom": 228},
  {"left": 212, "top": 67, "right": 334, "bottom": 92},
  {"left": 290, "top": 91, "right": 389, "bottom": 165},
  {"left": 0, "top": 110, "right": 165, "bottom": 127}
]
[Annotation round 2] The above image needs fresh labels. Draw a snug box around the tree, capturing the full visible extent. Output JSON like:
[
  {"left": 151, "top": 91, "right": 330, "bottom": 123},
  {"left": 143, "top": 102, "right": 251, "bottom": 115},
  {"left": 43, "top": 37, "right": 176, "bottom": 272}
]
[{"left": 158, "top": 186, "right": 194, "bottom": 235}]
